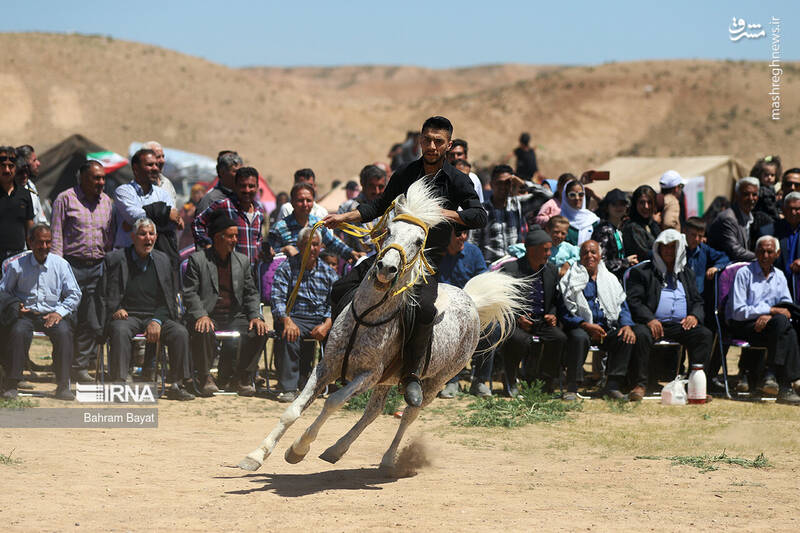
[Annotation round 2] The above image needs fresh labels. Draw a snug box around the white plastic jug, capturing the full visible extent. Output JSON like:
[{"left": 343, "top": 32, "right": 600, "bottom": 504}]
[{"left": 688, "top": 364, "right": 707, "bottom": 404}]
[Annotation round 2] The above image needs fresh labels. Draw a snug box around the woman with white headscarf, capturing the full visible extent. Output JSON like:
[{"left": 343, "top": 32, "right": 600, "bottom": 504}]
[{"left": 561, "top": 180, "right": 599, "bottom": 246}]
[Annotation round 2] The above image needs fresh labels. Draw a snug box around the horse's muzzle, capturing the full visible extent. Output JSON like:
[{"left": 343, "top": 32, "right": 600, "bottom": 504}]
[{"left": 375, "top": 259, "right": 399, "bottom": 285}]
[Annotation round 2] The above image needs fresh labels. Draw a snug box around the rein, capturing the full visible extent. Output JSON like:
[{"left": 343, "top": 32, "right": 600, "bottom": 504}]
[
  {"left": 285, "top": 201, "right": 434, "bottom": 313},
  {"left": 283, "top": 201, "right": 434, "bottom": 384}
]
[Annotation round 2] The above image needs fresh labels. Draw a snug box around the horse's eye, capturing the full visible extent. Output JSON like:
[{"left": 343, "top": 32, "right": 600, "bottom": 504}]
[{"left": 415, "top": 238, "right": 423, "bottom": 247}]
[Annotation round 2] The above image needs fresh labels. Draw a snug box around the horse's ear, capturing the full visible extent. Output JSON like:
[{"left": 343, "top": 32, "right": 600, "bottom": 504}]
[{"left": 395, "top": 193, "right": 407, "bottom": 209}]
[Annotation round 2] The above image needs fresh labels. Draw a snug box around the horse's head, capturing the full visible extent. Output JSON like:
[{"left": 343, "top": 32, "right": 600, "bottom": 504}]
[
  {"left": 371, "top": 178, "right": 446, "bottom": 292},
  {"left": 374, "top": 217, "right": 428, "bottom": 286}
]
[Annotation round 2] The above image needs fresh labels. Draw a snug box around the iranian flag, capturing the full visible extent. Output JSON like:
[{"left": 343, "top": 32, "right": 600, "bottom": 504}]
[{"left": 87, "top": 151, "right": 128, "bottom": 174}]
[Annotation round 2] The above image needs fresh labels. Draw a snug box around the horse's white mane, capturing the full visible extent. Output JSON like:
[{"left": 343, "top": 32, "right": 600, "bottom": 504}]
[
  {"left": 394, "top": 178, "right": 446, "bottom": 229},
  {"left": 383, "top": 178, "right": 447, "bottom": 303}
]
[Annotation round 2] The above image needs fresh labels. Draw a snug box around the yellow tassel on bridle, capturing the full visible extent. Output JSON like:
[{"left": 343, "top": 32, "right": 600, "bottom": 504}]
[{"left": 285, "top": 201, "right": 434, "bottom": 313}]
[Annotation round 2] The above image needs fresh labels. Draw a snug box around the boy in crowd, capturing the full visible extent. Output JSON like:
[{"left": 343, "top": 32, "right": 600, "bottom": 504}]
[
  {"left": 684, "top": 217, "right": 730, "bottom": 295},
  {"left": 546, "top": 216, "right": 578, "bottom": 277}
]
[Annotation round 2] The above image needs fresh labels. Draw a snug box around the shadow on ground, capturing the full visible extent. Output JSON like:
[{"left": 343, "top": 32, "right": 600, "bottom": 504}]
[{"left": 220, "top": 466, "right": 399, "bottom": 497}]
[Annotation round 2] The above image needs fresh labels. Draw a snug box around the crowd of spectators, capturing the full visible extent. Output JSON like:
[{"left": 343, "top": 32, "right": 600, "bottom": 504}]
[{"left": 1, "top": 138, "right": 800, "bottom": 407}]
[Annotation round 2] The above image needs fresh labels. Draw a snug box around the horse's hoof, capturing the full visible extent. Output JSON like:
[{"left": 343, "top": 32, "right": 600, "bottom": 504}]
[
  {"left": 319, "top": 448, "right": 341, "bottom": 464},
  {"left": 284, "top": 446, "right": 307, "bottom": 464},
  {"left": 237, "top": 456, "right": 262, "bottom": 471},
  {"left": 378, "top": 462, "right": 396, "bottom": 477}
]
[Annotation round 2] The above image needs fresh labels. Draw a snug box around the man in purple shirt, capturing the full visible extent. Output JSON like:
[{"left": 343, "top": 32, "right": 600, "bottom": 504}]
[
  {"left": 728, "top": 236, "right": 800, "bottom": 404},
  {"left": 51, "top": 160, "right": 114, "bottom": 382}
]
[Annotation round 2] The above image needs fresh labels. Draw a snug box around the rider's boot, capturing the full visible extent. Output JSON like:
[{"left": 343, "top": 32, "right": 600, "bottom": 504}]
[{"left": 400, "top": 318, "right": 434, "bottom": 407}]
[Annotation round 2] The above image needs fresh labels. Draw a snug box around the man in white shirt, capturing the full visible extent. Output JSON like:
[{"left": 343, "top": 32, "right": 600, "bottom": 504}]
[{"left": 141, "top": 141, "right": 178, "bottom": 205}]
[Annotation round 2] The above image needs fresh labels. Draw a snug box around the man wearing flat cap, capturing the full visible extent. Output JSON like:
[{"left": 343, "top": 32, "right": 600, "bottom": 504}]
[
  {"left": 182, "top": 212, "right": 268, "bottom": 396},
  {"left": 499, "top": 226, "right": 567, "bottom": 397}
]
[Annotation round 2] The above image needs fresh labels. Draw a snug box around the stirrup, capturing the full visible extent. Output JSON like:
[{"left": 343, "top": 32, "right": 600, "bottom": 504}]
[{"left": 401, "top": 374, "right": 423, "bottom": 407}]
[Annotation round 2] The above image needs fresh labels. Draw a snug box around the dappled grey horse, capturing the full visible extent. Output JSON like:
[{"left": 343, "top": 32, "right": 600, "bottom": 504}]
[{"left": 238, "top": 179, "right": 526, "bottom": 472}]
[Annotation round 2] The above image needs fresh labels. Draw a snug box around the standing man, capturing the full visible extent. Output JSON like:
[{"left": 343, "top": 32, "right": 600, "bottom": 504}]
[
  {"left": 336, "top": 164, "right": 388, "bottom": 255},
  {"left": 15, "top": 145, "right": 48, "bottom": 224},
  {"left": 0, "top": 224, "right": 81, "bottom": 400},
  {"left": 193, "top": 167, "right": 266, "bottom": 268},
  {"left": 92, "top": 218, "right": 194, "bottom": 400},
  {"left": 324, "top": 116, "right": 487, "bottom": 407},
  {"left": 447, "top": 139, "right": 484, "bottom": 203},
  {"left": 708, "top": 177, "right": 759, "bottom": 262},
  {"left": 659, "top": 170, "right": 686, "bottom": 231},
  {"left": 269, "top": 182, "right": 359, "bottom": 261},
  {"left": 113, "top": 149, "right": 183, "bottom": 267},
  {"left": 140, "top": 141, "right": 177, "bottom": 204},
  {"left": 196, "top": 151, "right": 243, "bottom": 215},
  {"left": 0, "top": 146, "right": 34, "bottom": 269},
  {"left": 470, "top": 164, "right": 525, "bottom": 265},
  {"left": 275, "top": 169, "right": 329, "bottom": 222},
  {"left": 183, "top": 212, "right": 268, "bottom": 396},
  {"left": 50, "top": 160, "right": 115, "bottom": 382}
]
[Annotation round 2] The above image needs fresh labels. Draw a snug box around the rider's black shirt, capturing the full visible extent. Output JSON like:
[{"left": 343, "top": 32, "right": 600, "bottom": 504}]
[{"left": 356, "top": 158, "right": 487, "bottom": 254}]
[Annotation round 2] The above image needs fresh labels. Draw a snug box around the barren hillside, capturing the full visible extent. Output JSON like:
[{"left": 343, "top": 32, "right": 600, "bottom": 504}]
[{"left": 1, "top": 32, "right": 796, "bottom": 193}]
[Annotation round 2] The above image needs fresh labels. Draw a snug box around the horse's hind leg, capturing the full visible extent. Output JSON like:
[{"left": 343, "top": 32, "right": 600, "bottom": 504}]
[
  {"left": 319, "top": 385, "right": 391, "bottom": 464},
  {"left": 238, "top": 363, "right": 329, "bottom": 471},
  {"left": 285, "top": 372, "right": 374, "bottom": 464}
]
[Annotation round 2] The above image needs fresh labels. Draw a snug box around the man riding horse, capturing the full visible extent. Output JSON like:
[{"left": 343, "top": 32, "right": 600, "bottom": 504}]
[{"left": 324, "top": 116, "right": 487, "bottom": 407}]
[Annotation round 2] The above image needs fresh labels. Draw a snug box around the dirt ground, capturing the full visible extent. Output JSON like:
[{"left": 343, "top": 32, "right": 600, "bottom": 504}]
[{"left": 2, "top": 372, "right": 800, "bottom": 532}]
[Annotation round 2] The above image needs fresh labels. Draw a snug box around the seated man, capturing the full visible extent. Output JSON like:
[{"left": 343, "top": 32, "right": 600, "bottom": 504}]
[
  {"left": 183, "top": 213, "right": 268, "bottom": 396},
  {"left": 560, "top": 240, "right": 648, "bottom": 400},
  {"left": 0, "top": 224, "right": 81, "bottom": 400},
  {"left": 626, "top": 229, "right": 714, "bottom": 387},
  {"left": 93, "top": 218, "right": 194, "bottom": 400},
  {"left": 271, "top": 227, "right": 337, "bottom": 403},
  {"left": 501, "top": 227, "right": 568, "bottom": 398},
  {"left": 728, "top": 236, "right": 800, "bottom": 404},
  {"left": 437, "top": 226, "right": 491, "bottom": 398}
]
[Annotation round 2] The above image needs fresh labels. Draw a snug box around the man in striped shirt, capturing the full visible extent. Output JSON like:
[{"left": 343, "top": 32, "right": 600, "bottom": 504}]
[
  {"left": 193, "top": 167, "right": 266, "bottom": 268},
  {"left": 50, "top": 160, "right": 114, "bottom": 382},
  {"left": 268, "top": 182, "right": 361, "bottom": 263},
  {"left": 270, "top": 227, "right": 338, "bottom": 402}
]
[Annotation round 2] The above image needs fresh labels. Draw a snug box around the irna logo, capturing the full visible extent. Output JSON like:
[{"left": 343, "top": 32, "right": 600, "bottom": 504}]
[{"left": 75, "top": 383, "right": 157, "bottom": 404}]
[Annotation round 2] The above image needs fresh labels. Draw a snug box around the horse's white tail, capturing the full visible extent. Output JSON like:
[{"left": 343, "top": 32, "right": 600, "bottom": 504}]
[{"left": 463, "top": 271, "right": 529, "bottom": 350}]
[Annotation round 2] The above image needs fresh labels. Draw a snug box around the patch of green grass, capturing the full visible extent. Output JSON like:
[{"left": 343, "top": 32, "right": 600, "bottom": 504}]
[
  {"left": 605, "top": 397, "right": 641, "bottom": 414},
  {"left": 454, "top": 381, "right": 582, "bottom": 428},
  {"left": 0, "top": 398, "right": 36, "bottom": 409},
  {"left": 0, "top": 449, "right": 21, "bottom": 466},
  {"left": 635, "top": 450, "right": 770, "bottom": 473},
  {"left": 344, "top": 386, "right": 402, "bottom": 415}
]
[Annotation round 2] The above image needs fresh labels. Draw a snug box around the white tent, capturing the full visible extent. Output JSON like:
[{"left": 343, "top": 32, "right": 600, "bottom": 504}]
[{"left": 589, "top": 155, "right": 747, "bottom": 214}]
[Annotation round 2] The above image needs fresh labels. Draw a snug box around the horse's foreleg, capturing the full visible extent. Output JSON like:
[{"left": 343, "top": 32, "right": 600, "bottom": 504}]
[
  {"left": 285, "top": 371, "right": 373, "bottom": 464},
  {"left": 380, "top": 404, "right": 420, "bottom": 470},
  {"left": 319, "top": 385, "right": 391, "bottom": 464},
  {"left": 379, "top": 377, "right": 443, "bottom": 470},
  {"left": 238, "top": 365, "right": 327, "bottom": 471}
]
